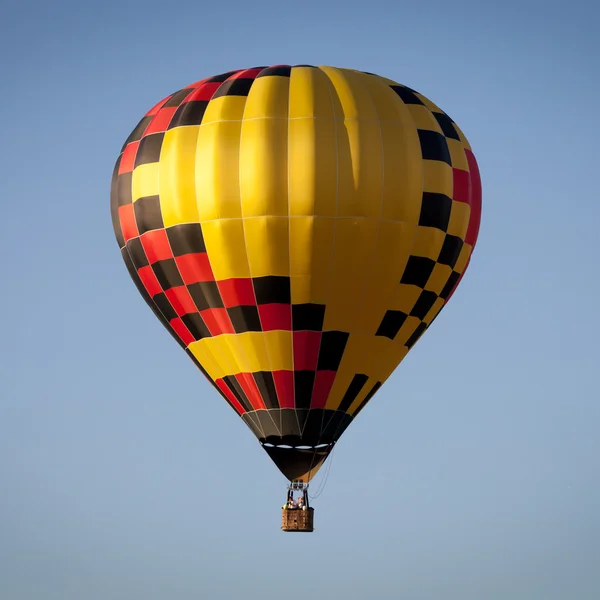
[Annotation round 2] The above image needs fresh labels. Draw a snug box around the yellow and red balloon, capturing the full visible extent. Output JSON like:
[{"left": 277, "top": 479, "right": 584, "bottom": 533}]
[{"left": 110, "top": 65, "right": 482, "bottom": 482}]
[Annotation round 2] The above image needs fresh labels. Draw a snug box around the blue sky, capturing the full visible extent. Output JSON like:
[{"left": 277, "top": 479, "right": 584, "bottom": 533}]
[{"left": 1, "top": 0, "right": 599, "bottom": 598}]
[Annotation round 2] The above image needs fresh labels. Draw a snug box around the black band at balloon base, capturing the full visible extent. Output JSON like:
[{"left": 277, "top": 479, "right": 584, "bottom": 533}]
[
  {"left": 241, "top": 408, "right": 353, "bottom": 447},
  {"left": 240, "top": 408, "right": 352, "bottom": 481}
]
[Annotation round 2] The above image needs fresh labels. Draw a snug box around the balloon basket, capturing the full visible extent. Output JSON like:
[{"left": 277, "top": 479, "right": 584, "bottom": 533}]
[
  {"left": 281, "top": 480, "right": 314, "bottom": 532},
  {"left": 281, "top": 507, "right": 314, "bottom": 532}
]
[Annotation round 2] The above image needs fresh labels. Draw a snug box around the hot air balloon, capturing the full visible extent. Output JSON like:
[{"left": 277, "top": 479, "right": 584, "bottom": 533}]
[{"left": 110, "top": 65, "right": 482, "bottom": 532}]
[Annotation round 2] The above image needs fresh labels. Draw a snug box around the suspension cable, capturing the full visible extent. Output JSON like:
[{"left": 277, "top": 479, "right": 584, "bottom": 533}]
[{"left": 308, "top": 443, "right": 336, "bottom": 500}]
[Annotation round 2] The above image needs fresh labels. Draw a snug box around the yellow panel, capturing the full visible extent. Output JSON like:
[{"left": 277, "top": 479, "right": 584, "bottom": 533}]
[
  {"left": 188, "top": 340, "right": 224, "bottom": 380},
  {"left": 197, "top": 333, "right": 278, "bottom": 376},
  {"left": 239, "top": 117, "right": 288, "bottom": 217},
  {"left": 288, "top": 117, "right": 337, "bottom": 217},
  {"left": 411, "top": 226, "right": 446, "bottom": 260},
  {"left": 454, "top": 243, "right": 472, "bottom": 274},
  {"left": 244, "top": 74, "right": 290, "bottom": 120},
  {"left": 325, "top": 370, "right": 355, "bottom": 411},
  {"left": 289, "top": 65, "right": 336, "bottom": 119},
  {"left": 423, "top": 160, "right": 453, "bottom": 196},
  {"left": 310, "top": 217, "right": 337, "bottom": 302},
  {"left": 319, "top": 67, "right": 377, "bottom": 120},
  {"left": 244, "top": 216, "right": 290, "bottom": 277},
  {"left": 338, "top": 334, "right": 381, "bottom": 377},
  {"left": 352, "top": 68, "right": 424, "bottom": 225},
  {"left": 219, "top": 335, "right": 251, "bottom": 373},
  {"left": 195, "top": 120, "right": 243, "bottom": 221},
  {"left": 368, "top": 221, "right": 417, "bottom": 282},
  {"left": 202, "top": 219, "right": 250, "bottom": 280},
  {"left": 390, "top": 284, "right": 421, "bottom": 313},
  {"left": 287, "top": 67, "right": 338, "bottom": 218},
  {"left": 405, "top": 104, "right": 443, "bottom": 132},
  {"left": 289, "top": 216, "right": 314, "bottom": 278},
  {"left": 448, "top": 138, "right": 469, "bottom": 171},
  {"left": 323, "top": 218, "right": 379, "bottom": 332},
  {"left": 353, "top": 221, "right": 416, "bottom": 333},
  {"left": 355, "top": 335, "right": 405, "bottom": 381},
  {"left": 131, "top": 163, "right": 159, "bottom": 202},
  {"left": 319, "top": 68, "right": 382, "bottom": 219},
  {"left": 263, "top": 331, "right": 293, "bottom": 371},
  {"left": 379, "top": 122, "right": 423, "bottom": 223},
  {"left": 236, "top": 332, "right": 271, "bottom": 372},
  {"left": 425, "top": 263, "right": 453, "bottom": 295},
  {"left": 290, "top": 276, "right": 311, "bottom": 305},
  {"left": 190, "top": 337, "right": 236, "bottom": 378},
  {"left": 201, "top": 96, "right": 247, "bottom": 124},
  {"left": 447, "top": 201, "right": 470, "bottom": 238},
  {"left": 158, "top": 127, "right": 200, "bottom": 226},
  {"left": 354, "top": 289, "right": 394, "bottom": 336},
  {"left": 221, "top": 334, "right": 257, "bottom": 374},
  {"left": 357, "top": 73, "right": 416, "bottom": 125},
  {"left": 338, "top": 119, "right": 383, "bottom": 217},
  {"left": 210, "top": 335, "right": 242, "bottom": 376}
]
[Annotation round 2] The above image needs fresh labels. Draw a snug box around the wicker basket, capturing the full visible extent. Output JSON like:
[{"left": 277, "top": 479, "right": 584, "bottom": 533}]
[{"left": 281, "top": 508, "right": 314, "bottom": 532}]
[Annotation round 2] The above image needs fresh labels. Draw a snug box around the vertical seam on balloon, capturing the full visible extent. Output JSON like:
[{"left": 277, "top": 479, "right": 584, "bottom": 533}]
[
  {"left": 312, "top": 65, "right": 341, "bottom": 447},
  {"left": 347, "top": 70, "right": 386, "bottom": 325},
  {"left": 286, "top": 66, "right": 303, "bottom": 437},
  {"left": 233, "top": 67, "right": 279, "bottom": 436}
]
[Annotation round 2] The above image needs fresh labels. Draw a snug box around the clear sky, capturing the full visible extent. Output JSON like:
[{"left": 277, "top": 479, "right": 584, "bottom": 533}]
[{"left": 1, "top": 0, "right": 599, "bottom": 598}]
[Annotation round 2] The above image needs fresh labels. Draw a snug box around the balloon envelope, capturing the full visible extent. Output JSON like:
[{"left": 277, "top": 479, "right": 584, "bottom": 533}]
[{"left": 110, "top": 65, "right": 482, "bottom": 481}]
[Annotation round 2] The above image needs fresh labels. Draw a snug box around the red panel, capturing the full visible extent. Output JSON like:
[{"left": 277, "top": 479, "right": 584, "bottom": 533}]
[
  {"left": 119, "top": 141, "right": 139, "bottom": 174},
  {"left": 258, "top": 304, "right": 292, "bottom": 331},
  {"left": 165, "top": 286, "right": 197, "bottom": 316},
  {"left": 175, "top": 253, "right": 214, "bottom": 284},
  {"left": 145, "top": 96, "right": 170, "bottom": 116},
  {"left": 465, "top": 149, "right": 482, "bottom": 247},
  {"left": 118, "top": 204, "right": 138, "bottom": 242},
  {"left": 310, "top": 371, "right": 337, "bottom": 409},
  {"left": 200, "top": 308, "right": 235, "bottom": 336},
  {"left": 236, "top": 373, "right": 266, "bottom": 410},
  {"left": 144, "top": 107, "right": 177, "bottom": 135},
  {"left": 215, "top": 379, "right": 245, "bottom": 414},
  {"left": 169, "top": 317, "right": 195, "bottom": 346},
  {"left": 273, "top": 370, "right": 294, "bottom": 409},
  {"left": 185, "top": 82, "right": 221, "bottom": 102},
  {"left": 218, "top": 278, "right": 256, "bottom": 307},
  {"left": 138, "top": 265, "right": 162, "bottom": 297},
  {"left": 141, "top": 229, "right": 173, "bottom": 264},
  {"left": 452, "top": 168, "right": 470, "bottom": 204},
  {"left": 293, "top": 331, "right": 321, "bottom": 371},
  {"left": 229, "top": 68, "right": 264, "bottom": 80}
]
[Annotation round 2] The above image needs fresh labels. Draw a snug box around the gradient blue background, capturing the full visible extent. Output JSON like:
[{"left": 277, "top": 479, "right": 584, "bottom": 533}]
[{"left": 1, "top": 1, "right": 599, "bottom": 598}]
